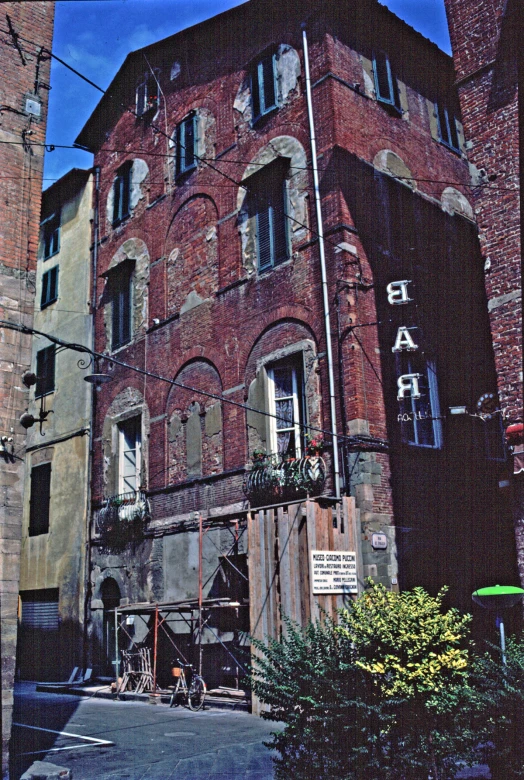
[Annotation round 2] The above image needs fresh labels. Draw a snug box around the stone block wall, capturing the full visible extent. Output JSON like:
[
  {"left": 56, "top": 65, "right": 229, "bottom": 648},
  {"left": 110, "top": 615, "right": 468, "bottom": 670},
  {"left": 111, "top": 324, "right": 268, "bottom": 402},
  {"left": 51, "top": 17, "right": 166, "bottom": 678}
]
[{"left": 0, "top": 2, "right": 55, "bottom": 775}]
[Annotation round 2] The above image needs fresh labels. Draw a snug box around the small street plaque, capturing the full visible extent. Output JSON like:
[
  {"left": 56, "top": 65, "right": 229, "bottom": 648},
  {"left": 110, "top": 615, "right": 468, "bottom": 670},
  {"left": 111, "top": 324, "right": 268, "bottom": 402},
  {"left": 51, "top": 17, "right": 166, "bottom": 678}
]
[{"left": 371, "top": 532, "right": 388, "bottom": 550}]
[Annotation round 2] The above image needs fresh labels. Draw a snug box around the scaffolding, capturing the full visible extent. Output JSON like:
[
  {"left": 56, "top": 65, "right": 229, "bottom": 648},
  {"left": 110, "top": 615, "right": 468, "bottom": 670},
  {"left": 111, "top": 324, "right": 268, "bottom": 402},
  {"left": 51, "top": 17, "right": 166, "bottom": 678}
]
[{"left": 111, "top": 514, "right": 250, "bottom": 695}]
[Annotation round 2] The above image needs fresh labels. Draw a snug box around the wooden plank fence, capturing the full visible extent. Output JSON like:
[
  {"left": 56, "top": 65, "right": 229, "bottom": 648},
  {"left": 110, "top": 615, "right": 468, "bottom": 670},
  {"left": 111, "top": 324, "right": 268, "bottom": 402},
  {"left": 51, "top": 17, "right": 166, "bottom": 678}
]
[{"left": 248, "top": 496, "right": 362, "bottom": 714}]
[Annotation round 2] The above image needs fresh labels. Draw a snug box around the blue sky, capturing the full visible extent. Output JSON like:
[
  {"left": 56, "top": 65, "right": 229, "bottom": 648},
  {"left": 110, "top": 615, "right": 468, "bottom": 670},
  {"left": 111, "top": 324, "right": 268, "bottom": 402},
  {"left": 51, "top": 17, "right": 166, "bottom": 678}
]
[{"left": 44, "top": 0, "right": 450, "bottom": 185}]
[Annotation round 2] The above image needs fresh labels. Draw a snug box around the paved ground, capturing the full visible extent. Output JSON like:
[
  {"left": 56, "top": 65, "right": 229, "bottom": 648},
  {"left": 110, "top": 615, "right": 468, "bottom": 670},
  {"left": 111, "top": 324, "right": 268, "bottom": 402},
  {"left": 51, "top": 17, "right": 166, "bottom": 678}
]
[{"left": 11, "top": 683, "right": 278, "bottom": 779}]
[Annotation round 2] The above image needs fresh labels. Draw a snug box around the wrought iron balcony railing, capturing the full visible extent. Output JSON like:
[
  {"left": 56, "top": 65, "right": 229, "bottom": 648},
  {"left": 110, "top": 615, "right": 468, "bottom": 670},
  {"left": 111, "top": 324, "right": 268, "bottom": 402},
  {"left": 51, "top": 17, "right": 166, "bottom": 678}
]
[
  {"left": 243, "top": 453, "right": 326, "bottom": 505},
  {"left": 96, "top": 490, "right": 151, "bottom": 547}
]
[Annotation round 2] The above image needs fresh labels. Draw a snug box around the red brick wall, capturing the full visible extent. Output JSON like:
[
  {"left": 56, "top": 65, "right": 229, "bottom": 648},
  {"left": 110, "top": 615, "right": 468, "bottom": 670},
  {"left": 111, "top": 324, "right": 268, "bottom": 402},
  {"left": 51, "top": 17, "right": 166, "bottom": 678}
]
[
  {"left": 444, "top": 0, "right": 522, "bottom": 420},
  {"left": 88, "top": 1, "right": 475, "bottom": 570}
]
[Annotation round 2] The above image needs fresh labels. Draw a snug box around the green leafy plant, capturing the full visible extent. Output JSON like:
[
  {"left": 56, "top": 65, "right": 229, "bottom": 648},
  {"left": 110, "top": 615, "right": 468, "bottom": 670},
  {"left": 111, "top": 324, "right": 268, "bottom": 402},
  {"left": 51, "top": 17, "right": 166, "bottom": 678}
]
[{"left": 250, "top": 582, "right": 484, "bottom": 780}]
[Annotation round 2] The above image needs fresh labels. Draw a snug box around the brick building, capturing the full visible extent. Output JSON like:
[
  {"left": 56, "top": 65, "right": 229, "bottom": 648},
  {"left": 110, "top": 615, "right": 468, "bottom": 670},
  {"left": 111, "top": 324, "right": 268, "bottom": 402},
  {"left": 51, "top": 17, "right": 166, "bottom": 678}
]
[
  {"left": 444, "top": 0, "right": 524, "bottom": 590},
  {"left": 75, "top": 0, "right": 517, "bottom": 690},
  {"left": 0, "top": 3, "right": 54, "bottom": 774}
]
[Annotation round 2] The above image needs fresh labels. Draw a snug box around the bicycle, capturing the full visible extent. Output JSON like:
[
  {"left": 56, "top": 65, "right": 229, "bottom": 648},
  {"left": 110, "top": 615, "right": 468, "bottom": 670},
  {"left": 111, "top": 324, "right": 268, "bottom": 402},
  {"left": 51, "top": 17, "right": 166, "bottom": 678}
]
[{"left": 169, "top": 660, "right": 206, "bottom": 711}]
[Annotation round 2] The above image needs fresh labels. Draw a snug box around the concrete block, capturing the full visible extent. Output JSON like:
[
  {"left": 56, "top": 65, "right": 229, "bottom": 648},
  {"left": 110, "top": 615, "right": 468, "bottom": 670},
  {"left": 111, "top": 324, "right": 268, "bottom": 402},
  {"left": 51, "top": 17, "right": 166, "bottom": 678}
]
[{"left": 21, "top": 761, "right": 72, "bottom": 779}]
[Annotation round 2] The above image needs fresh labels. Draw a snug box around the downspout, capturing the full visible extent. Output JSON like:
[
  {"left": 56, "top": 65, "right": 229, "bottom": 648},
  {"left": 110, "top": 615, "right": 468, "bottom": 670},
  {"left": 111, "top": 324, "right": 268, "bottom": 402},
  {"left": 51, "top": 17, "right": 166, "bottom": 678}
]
[
  {"left": 83, "top": 165, "right": 100, "bottom": 669},
  {"left": 302, "top": 24, "right": 341, "bottom": 499}
]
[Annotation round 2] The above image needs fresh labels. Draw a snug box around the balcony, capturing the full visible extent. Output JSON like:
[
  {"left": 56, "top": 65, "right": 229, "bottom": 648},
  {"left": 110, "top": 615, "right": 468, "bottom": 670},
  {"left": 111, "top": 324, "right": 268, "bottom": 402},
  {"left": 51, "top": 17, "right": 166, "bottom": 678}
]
[
  {"left": 96, "top": 490, "right": 151, "bottom": 548},
  {"left": 243, "top": 453, "right": 326, "bottom": 506}
]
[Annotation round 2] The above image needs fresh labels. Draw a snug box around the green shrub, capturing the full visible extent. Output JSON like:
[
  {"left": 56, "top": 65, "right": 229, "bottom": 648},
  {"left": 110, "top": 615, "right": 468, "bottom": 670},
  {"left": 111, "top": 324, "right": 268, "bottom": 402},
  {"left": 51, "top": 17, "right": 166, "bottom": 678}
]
[{"left": 250, "top": 582, "right": 483, "bottom": 780}]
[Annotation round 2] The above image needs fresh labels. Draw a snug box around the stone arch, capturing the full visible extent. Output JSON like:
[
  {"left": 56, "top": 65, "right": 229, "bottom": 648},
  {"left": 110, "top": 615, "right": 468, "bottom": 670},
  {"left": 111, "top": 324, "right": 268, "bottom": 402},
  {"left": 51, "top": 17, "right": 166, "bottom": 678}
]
[
  {"left": 100, "top": 237, "right": 150, "bottom": 352},
  {"left": 102, "top": 387, "right": 150, "bottom": 498},
  {"left": 165, "top": 195, "right": 219, "bottom": 317},
  {"left": 166, "top": 359, "right": 223, "bottom": 484},
  {"left": 373, "top": 149, "right": 415, "bottom": 189},
  {"left": 441, "top": 187, "right": 474, "bottom": 219},
  {"left": 237, "top": 136, "right": 309, "bottom": 274},
  {"left": 243, "top": 319, "right": 320, "bottom": 458}
]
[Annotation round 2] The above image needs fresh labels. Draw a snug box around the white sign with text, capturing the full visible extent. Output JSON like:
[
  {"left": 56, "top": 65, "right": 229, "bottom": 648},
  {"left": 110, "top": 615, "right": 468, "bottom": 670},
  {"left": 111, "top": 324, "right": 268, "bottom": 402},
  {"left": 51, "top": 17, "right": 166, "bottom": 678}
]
[{"left": 310, "top": 550, "right": 358, "bottom": 594}]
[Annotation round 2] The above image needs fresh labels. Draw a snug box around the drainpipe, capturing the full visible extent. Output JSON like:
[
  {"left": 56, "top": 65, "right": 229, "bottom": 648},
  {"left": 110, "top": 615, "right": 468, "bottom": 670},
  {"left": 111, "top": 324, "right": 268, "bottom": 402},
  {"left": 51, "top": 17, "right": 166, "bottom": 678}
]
[
  {"left": 83, "top": 165, "right": 100, "bottom": 669},
  {"left": 302, "top": 24, "right": 341, "bottom": 499}
]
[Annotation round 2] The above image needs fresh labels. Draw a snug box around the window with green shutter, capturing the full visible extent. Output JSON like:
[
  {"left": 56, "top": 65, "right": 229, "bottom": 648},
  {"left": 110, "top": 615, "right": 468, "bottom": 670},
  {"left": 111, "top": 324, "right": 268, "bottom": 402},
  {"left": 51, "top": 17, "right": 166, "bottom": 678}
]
[
  {"left": 29, "top": 463, "right": 51, "bottom": 536},
  {"left": 176, "top": 113, "right": 198, "bottom": 177},
  {"left": 435, "top": 104, "right": 461, "bottom": 153},
  {"left": 251, "top": 53, "right": 278, "bottom": 124},
  {"left": 35, "top": 345, "right": 55, "bottom": 398},
  {"left": 41, "top": 212, "right": 60, "bottom": 260},
  {"left": 41, "top": 266, "right": 59, "bottom": 308},
  {"left": 108, "top": 262, "right": 133, "bottom": 350},
  {"left": 112, "top": 161, "right": 132, "bottom": 225},
  {"left": 246, "top": 158, "right": 290, "bottom": 273},
  {"left": 373, "top": 51, "right": 401, "bottom": 111}
]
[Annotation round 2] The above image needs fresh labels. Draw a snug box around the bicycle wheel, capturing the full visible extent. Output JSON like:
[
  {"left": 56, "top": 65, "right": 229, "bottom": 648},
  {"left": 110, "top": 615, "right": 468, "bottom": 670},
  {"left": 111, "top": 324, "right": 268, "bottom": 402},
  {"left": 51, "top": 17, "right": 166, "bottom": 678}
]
[
  {"left": 169, "top": 679, "right": 182, "bottom": 708},
  {"left": 188, "top": 676, "right": 206, "bottom": 711}
]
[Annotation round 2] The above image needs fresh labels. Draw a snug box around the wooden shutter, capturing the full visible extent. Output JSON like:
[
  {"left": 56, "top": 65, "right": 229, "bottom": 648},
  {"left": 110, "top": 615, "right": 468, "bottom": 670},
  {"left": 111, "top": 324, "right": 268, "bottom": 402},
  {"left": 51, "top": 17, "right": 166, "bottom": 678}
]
[
  {"left": 35, "top": 346, "right": 55, "bottom": 397},
  {"left": 111, "top": 263, "right": 133, "bottom": 349},
  {"left": 261, "top": 54, "right": 277, "bottom": 113},
  {"left": 29, "top": 463, "right": 51, "bottom": 536},
  {"left": 250, "top": 157, "right": 289, "bottom": 272},
  {"left": 251, "top": 65, "right": 261, "bottom": 121}
]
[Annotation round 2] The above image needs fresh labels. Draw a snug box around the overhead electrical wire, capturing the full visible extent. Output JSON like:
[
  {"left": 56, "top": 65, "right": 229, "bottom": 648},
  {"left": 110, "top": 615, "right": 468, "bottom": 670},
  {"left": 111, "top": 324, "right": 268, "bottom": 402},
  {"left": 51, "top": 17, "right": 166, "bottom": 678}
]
[{"left": 0, "top": 318, "right": 388, "bottom": 453}]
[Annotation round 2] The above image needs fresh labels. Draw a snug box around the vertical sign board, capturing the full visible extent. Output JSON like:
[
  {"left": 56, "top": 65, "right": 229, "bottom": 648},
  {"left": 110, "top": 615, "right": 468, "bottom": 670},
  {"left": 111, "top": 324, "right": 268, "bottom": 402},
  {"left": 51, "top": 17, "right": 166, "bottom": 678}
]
[{"left": 311, "top": 550, "right": 358, "bottom": 594}]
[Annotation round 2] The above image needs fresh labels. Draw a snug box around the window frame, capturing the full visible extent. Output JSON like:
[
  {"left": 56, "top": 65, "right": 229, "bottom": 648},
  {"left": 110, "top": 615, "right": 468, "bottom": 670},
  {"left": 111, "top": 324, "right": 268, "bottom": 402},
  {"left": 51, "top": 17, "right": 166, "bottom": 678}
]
[
  {"left": 135, "top": 71, "right": 159, "bottom": 117},
  {"left": 29, "top": 462, "right": 51, "bottom": 537},
  {"left": 109, "top": 262, "right": 134, "bottom": 351},
  {"left": 398, "top": 358, "right": 443, "bottom": 449},
  {"left": 41, "top": 265, "right": 59, "bottom": 309},
  {"left": 435, "top": 103, "right": 461, "bottom": 153},
  {"left": 35, "top": 345, "right": 55, "bottom": 398},
  {"left": 118, "top": 416, "right": 142, "bottom": 494},
  {"left": 372, "top": 51, "right": 401, "bottom": 112},
  {"left": 247, "top": 158, "right": 290, "bottom": 273},
  {"left": 267, "top": 357, "right": 306, "bottom": 458},
  {"left": 175, "top": 112, "right": 198, "bottom": 178},
  {"left": 112, "top": 161, "right": 132, "bottom": 226},
  {"left": 251, "top": 52, "right": 278, "bottom": 124},
  {"left": 41, "top": 212, "right": 60, "bottom": 260}
]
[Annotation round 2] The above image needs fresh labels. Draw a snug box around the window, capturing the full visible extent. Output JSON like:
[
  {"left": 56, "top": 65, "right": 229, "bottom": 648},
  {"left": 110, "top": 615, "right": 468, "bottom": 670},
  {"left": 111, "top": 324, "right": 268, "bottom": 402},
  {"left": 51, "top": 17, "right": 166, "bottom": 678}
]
[
  {"left": 435, "top": 104, "right": 460, "bottom": 152},
  {"left": 112, "top": 161, "right": 132, "bottom": 225},
  {"left": 267, "top": 358, "right": 305, "bottom": 458},
  {"left": 35, "top": 345, "right": 55, "bottom": 397},
  {"left": 29, "top": 463, "right": 51, "bottom": 536},
  {"left": 41, "top": 266, "right": 58, "bottom": 308},
  {"left": 136, "top": 72, "right": 159, "bottom": 117},
  {"left": 109, "top": 262, "right": 133, "bottom": 350},
  {"left": 175, "top": 113, "right": 198, "bottom": 177},
  {"left": 118, "top": 417, "right": 141, "bottom": 493},
  {"left": 373, "top": 51, "right": 401, "bottom": 110},
  {"left": 247, "top": 158, "right": 289, "bottom": 272},
  {"left": 397, "top": 357, "right": 442, "bottom": 448},
  {"left": 41, "top": 212, "right": 60, "bottom": 260},
  {"left": 251, "top": 53, "right": 278, "bottom": 123}
]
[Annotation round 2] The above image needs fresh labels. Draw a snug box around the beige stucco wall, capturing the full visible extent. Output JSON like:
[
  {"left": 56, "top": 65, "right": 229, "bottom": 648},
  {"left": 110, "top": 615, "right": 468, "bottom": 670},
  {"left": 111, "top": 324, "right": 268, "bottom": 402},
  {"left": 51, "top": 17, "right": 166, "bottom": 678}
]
[{"left": 19, "top": 171, "right": 93, "bottom": 677}]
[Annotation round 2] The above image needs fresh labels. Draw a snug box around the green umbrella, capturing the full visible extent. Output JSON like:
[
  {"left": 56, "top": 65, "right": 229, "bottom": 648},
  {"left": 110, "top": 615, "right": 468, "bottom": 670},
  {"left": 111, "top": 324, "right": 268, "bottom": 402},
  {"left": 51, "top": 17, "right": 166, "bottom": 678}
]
[{"left": 472, "top": 584, "right": 524, "bottom": 664}]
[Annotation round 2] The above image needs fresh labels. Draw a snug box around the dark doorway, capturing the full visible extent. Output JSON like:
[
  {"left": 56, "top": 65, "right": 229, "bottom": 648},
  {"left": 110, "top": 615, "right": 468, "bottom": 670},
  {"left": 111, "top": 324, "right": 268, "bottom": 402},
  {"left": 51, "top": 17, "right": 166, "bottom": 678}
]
[{"left": 101, "top": 578, "right": 121, "bottom": 677}]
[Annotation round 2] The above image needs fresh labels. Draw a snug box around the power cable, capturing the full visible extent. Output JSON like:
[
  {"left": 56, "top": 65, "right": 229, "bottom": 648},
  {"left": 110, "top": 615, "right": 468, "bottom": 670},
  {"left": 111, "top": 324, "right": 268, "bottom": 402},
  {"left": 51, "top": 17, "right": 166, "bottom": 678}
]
[{"left": 1, "top": 318, "right": 388, "bottom": 451}]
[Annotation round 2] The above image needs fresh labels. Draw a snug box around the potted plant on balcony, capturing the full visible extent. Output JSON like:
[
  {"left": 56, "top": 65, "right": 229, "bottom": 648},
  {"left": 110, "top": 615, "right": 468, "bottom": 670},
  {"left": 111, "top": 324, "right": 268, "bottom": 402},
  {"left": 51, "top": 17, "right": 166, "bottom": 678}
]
[
  {"left": 252, "top": 447, "right": 268, "bottom": 466},
  {"left": 305, "top": 434, "right": 325, "bottom": 457}
]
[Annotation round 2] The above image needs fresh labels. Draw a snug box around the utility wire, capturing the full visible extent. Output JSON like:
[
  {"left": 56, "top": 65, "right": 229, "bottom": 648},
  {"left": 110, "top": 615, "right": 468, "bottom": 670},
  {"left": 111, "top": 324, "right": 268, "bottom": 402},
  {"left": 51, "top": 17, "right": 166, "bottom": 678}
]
[{"left": 1, "top": 319, "right": 388, "bottom": 451}]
